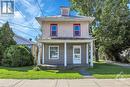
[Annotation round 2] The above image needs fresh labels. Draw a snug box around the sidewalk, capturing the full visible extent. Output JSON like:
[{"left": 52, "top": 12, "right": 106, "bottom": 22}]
[{"left": 0, "top": 79, "right": 130, "bottom": 87}]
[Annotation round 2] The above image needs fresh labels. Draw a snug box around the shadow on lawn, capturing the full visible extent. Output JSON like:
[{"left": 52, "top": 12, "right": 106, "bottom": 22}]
[
  {"left": 0, "top": 65, "right": 81, "bottom": 74},
  {"left": 39, "top": 65, "right": 82, "bottom": 74},
  {"left": 0, "top": 66, "right": 33, "bottom": 72},
  {"left": 87, "top": 63, "right": 130, "bottom": 75}
]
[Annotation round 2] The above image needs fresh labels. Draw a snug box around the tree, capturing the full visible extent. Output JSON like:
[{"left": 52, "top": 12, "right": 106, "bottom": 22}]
[
  {"left": 97, "top": 0, "right": 130, "bottom": 62},
  {"left": 0, "top": 22, "right": 16, "bottom": 64},
  {"left": 71, "top": 0, "right": 130, "bottom": 62},
  {"left": 0, "top": 22, "right": 16, "bottom": 47},
  {"left": 2, "top": 45, "right": 34, "bottom": 67}
]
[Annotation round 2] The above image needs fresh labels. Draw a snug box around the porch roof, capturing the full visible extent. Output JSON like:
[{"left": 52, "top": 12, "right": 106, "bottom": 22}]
[{"left": 38, "top": 37, "right": 95, "bottom": 43}]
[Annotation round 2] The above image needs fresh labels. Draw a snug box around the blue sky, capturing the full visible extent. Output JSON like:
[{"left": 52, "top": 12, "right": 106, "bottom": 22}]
[{"left": 0, "top": 0, "right": 77, "bottom": 41}]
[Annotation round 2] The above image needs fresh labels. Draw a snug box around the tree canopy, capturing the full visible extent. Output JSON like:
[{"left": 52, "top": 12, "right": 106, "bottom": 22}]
[
  {"left": 0, "top": 22, "right": 16, "bottom": 64},
  {"left": 71, "top": 0, "right": 130, "bottom": 62}
]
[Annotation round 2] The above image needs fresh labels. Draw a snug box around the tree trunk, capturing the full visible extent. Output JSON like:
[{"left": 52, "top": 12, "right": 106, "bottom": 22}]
[{"left": 95, "top": 48, "right": 99, "bottom": 62}]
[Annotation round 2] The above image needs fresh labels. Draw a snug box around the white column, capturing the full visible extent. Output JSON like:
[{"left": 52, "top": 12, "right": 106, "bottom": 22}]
[
  {"left": 38, "top": 43, "right": 41, "bottom": 65},
  {"left": 42, "top": 43, "right": 44, "bottom": 64},
  {"left": 86, "top": 43, "right": 89, "bottom": 64},
  {"left": 64, "top": 42, "right": 67, "bottom": 67},
  {"left": 90, "top": 41, "right": 93, "bottom": 67}
]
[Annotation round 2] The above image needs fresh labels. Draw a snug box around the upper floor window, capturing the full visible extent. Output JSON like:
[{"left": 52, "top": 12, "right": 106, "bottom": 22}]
[
  {"left": 73, "top": 24, "right": 81, "bottom": 36},
  {"left": 50, "top": 24, "right": 57, "bottom": 36}
]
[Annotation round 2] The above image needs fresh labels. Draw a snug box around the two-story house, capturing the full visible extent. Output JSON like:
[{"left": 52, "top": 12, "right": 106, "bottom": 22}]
[{"left": 36, "top": 6, "right": 95, "bottom": 67}]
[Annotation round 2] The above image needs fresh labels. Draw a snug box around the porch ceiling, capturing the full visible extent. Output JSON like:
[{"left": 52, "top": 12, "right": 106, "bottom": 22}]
[{"left": 38, "top": 38, "right": 95, "bottom": 43}]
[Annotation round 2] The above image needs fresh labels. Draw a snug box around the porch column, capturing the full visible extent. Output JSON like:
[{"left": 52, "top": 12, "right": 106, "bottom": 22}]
[
  {"left": 42, "top": 43, "right": 44, "bottom": 64},
  {"left": 90, "top": 41, "right": 93, "bottom": 67},
  {"left": 86, "top": 43, "right": 89, "bottom": 64},
  {"left": 38, "top": 43, "right": 42, "bottom": 65},
  {"left": 64, "top": 42, "right": 67, "bottom": 67}
]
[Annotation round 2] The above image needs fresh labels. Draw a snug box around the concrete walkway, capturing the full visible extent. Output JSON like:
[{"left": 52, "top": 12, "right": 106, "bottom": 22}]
[{"left": 0, "top": 79, "right": 130, "bottom": 87}]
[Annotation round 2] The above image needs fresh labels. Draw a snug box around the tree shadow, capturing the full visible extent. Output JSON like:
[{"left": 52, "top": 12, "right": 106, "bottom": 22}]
[
  {"left": 87, "top": 63, "right": 130, "bottom": 75},
  {"left": 0, "top": 66, "right": 33, "bottom": 72}
]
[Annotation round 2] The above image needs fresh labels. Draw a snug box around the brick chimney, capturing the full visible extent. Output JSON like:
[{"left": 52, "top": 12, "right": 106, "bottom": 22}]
[{"left": 60, "top": 6, "right": 70, "bottom": 16}]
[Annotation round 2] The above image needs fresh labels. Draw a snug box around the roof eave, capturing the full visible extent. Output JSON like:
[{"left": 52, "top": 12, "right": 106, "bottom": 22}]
[{"left": 36, "top": 17, "right": 95, "bottom": 24}]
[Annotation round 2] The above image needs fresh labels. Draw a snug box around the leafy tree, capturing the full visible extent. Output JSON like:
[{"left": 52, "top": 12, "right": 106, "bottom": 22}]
[
  {"left": 97, "top": 0, "right": 130, "bottom": 62},
  {"left": 71, "top": 0, "right": 130, "bottom": 62},
  {"left": 2, "top": 45, "right": 34, "bottom": 67},
  {"left": 0, "top": 22, "right": 16, "bottom": 64},
  {"left": 0, "top": 22, "right": 16, "bottom": 47}
]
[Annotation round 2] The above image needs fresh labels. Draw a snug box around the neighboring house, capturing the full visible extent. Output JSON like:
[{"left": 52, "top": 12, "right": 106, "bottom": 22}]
[
  {"left": 13, "top": 34, "right": 37, "bottom": 58},
  {"left": 36, "top": 6, "right": 95, "bottom": 67}
]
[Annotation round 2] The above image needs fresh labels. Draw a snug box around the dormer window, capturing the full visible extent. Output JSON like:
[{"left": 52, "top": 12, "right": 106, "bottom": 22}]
[
  {"left": 50, "top": 24, "right": 57, "bottom": 36},
  {"left": 60, "top": 6, "right": 70, "bottom": 16},
  {"left": 73, "top": 24, "right": 81, "bottom": 36}
]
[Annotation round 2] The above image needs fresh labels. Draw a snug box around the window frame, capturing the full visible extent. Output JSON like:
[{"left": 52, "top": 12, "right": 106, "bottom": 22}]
[
  {"left": 49, "top": 45, "right": 59, "bottom": 60},
  {"left": 50, "top": 24, "right": 58, "bottom": 36},
  {"left": 73, "top": 24, "right": 81, "bottom": 37}
]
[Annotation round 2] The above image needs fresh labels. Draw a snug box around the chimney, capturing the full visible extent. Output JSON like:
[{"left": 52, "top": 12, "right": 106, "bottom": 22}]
[{"left": 60, "top": 6, "right": 70, "bottom": 16}]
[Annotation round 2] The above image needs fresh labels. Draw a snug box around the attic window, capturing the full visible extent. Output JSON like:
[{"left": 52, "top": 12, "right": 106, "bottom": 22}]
[{"left": 61, "top": 7, "right": 70, "bottom": 16}]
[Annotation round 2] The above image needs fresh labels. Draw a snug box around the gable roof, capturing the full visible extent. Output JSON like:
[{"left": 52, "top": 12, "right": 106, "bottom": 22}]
[{"left": 13, "top": 34, "right": 35, "bottom": 45}]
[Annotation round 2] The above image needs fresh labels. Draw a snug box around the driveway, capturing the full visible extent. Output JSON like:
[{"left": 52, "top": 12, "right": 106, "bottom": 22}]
[{"left": 0, "top": 79, "right": 130, "bottom": 87}]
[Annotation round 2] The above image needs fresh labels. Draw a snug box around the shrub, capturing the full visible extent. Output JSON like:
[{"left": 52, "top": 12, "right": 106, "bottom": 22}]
[
  {"left": 2, "top": 45, "right": 34, "bottom": 67},
  {"left": 33, "top": 66, "right": 41, "bottom": 71}
]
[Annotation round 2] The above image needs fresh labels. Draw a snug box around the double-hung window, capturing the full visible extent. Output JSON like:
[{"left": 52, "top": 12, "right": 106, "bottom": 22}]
[
  {"left": 49, "top": 46, "right": 59, "bottom": 59},
  {"left": 50, "top": 24, "right": 57, "bottom": 36},
  {"left": 73, "top": 24, "right": 81, "bottom": 36}
]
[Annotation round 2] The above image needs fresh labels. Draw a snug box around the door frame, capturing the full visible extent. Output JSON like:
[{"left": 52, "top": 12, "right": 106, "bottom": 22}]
[{"left": 73, "top": 45, "right": 81, "bottom": 64}]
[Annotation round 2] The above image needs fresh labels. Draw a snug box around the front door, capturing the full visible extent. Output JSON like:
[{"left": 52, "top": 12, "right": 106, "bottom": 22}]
[{"left": 73, "top": 45, "right": 81, "bottom": 64}]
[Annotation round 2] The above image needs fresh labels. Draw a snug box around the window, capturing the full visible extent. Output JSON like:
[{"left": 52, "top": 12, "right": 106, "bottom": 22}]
[
  {"left": 73, "top": 24, "right": 81, "bottom": 36},
  {"left": 50, "top": 24, "right": 57, "bottom": 36},
  {"left": 49, "top": 46, "right": 59, "bottom": 59}
]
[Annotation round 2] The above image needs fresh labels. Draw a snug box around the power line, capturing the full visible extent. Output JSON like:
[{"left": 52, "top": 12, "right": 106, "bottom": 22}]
[
  {"left": 13, "top": 28, "right": 36, "bottom": 38},
  {"left": 34, "top": 0, "right": 44, "bottom": 16},
  {"left": 0, "top": 21, "right": 36, "bottom": 38},
  {"left": 15, "top": 5, "right": 40, "bottom": 33},
  {"left": 0, "top": 19, "right": 39, "bottom": 30}
]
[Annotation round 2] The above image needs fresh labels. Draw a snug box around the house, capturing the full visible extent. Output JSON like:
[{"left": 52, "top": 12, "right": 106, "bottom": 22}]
[
  {"left": 13, "top": 34, "right": 37, "bottom": 58},
  {"left": 36, "top": 6, "right": 95, "bottom": 67},
  {"left": 13, "top": 34, "right": 35, "bottom": 47}
]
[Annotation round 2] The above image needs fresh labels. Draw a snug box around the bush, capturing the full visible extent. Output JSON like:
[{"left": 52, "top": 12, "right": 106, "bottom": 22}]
[
  {"left": 0, "top": 43, "right": 5, "bottom": 65},
  {"left": 33, "top": 66, "right": 41, "bottom": 71},
  {"left": 2, "top": 45, "right": 34, "bottom": 67}
]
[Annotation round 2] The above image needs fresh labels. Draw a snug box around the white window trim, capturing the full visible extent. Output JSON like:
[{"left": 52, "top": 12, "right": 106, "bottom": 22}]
[{"left": 49, "top": 45, "right": 59, "bottom": 60}]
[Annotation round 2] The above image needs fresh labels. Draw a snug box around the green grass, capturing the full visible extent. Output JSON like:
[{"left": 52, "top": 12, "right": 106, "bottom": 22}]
[
  {"left": 1, "top": 62, "right": 130, "bottom": 79},
  {"left": 87, "top": 62, "right": 130, "bottom": 79},
  {"left": 0, "top": 66, "right": 82, "bottom": 79}
]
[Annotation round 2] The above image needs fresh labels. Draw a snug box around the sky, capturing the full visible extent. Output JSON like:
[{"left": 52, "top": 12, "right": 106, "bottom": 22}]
[{"left": 0, "top": 0, "right": 77, "bottom": 41}]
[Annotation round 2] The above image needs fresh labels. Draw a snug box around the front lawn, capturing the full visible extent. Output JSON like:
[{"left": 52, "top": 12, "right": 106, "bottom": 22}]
[
  {"left": 0, "top": 66, "right": 82, "bottom": 79},
  {"left": 87, "top": 62, "right": 130, "bottom": 79}
]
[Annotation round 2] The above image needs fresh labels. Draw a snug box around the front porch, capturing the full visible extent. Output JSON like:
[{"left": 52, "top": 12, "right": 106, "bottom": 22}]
[{"left": 37, "top": 39, "right": 94, "bottom": 67}]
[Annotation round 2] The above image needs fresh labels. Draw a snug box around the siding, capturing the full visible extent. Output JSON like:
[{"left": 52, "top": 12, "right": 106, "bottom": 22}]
[
  {"left": 42, "top": 43, "right": 88, "bottom": 65},
  {"left": 42, "top": 21, "right": 89, "bottom": 38},
  {"left": 67, "top": 43, "right": 86, "bottom": 65},
  {"left": 44, "top": 43, "right": 64, "bottom": 65}
]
